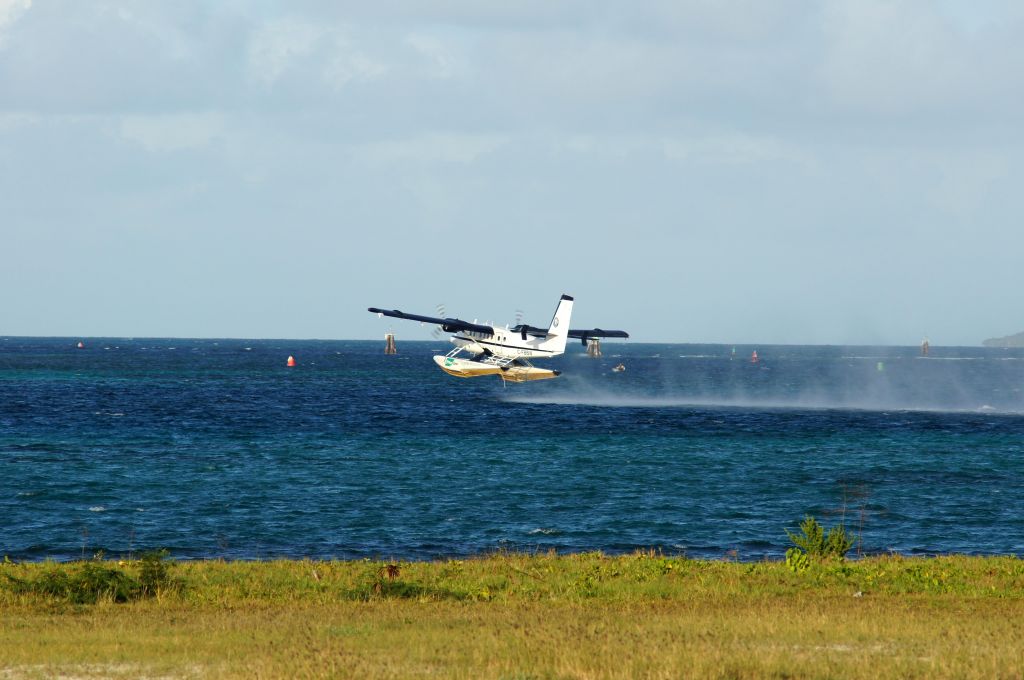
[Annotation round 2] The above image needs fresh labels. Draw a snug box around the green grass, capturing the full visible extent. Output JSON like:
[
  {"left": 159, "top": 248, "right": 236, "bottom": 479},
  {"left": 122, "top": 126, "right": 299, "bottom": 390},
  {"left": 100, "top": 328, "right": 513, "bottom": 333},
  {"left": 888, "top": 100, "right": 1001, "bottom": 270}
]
[{"left": 1, "top": 552, "right": 1022, "bottom": 678}]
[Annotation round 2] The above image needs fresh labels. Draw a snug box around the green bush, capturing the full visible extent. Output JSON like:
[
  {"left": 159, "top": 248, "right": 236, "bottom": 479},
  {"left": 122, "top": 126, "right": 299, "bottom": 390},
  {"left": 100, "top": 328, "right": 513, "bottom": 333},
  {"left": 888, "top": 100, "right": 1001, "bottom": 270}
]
[
  {"left": 8, "top": 562, "right": 138, "bottom": 604},
  {"left": 786, "top": 516, "right": 855, "bottom": 566},
  {"left": 788, "top": 516, "right": 826, "bottom": 556},
  {"left": 138, "top": 550, "right": 175, "bottom": 596},
  {"left": 3, "top": 551, "right": 178, "bottom": 604},
  {"left": 823, "top": 523, "right": 854, "bottom": 558}
]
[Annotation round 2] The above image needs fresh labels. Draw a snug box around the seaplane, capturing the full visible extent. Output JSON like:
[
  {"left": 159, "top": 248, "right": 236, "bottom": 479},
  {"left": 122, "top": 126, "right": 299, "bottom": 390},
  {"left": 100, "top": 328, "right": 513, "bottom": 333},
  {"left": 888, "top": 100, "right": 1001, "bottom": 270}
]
[{"left": 368, "top": 294, "right": 628, "bottom": 382}]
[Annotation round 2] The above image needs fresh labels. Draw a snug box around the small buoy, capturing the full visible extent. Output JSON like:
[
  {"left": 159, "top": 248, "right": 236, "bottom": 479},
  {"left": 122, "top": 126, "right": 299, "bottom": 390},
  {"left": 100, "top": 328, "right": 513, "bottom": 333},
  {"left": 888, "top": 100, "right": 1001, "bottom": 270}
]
[
  {"left": 76, "top": 341, "right": 85, "bottom": 349},
  {"left": 751, "top": 350, "right": 759, "bottom": 363},
  {"left": 286, "top": 355, "right": 296, "bottom": 367},
  {"left": 877, "top": 361, "right": 885, "bottom": 372}
]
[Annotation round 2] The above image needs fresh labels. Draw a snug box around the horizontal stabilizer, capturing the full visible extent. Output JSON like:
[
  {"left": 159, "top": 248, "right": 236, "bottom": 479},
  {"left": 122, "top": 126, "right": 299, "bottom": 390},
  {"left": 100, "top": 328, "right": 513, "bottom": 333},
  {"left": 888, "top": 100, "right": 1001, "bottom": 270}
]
[
  {"left": 568, "top": 329, "right": 630, "bottom": 340},
  {"left": 368, "top": 308, "right": 494, "bottom": 335}
]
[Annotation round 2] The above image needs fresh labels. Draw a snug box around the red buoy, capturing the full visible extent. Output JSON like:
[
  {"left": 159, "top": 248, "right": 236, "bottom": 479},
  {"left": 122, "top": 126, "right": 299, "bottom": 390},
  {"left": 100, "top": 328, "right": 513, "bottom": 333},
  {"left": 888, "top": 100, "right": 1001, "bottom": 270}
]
[
  {"left": 286, "top": 355, "right": 296, "bottom": 367},
  {"left": 751, "top": 350, "right": 759, "bottom": 363},
  {"left": 77, "top": 341, "right": 85, "bottom": 349}
]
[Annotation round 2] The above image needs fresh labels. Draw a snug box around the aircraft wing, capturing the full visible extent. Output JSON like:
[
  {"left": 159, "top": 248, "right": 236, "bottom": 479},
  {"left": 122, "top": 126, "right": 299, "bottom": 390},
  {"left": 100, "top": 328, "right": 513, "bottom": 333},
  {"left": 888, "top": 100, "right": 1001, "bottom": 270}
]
[
  {"left": 507, "top": 325, "right": 630, "bottom": 342},
  {"left": 510, "top": 324, "right": 550, "bottom": 339},
  {"left": 568, "top": 328, "right": 630, "bottom": 345},
  {"left": 368, "top": 307, "right": 495, "bottom": 335}
]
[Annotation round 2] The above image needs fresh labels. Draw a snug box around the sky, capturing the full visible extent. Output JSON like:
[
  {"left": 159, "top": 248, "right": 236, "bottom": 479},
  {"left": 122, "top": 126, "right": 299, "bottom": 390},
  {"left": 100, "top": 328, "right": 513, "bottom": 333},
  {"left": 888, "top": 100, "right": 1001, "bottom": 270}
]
[{"left": 1, "top": 0, "right": 1022, "bottom": 345}]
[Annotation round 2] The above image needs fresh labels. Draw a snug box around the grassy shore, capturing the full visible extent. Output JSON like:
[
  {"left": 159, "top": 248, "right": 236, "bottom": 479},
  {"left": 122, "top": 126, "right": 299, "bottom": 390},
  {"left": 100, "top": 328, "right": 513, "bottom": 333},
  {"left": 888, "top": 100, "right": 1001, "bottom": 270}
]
[{"left": 1, "top": 552, "right": 1022, "bottom": 679}]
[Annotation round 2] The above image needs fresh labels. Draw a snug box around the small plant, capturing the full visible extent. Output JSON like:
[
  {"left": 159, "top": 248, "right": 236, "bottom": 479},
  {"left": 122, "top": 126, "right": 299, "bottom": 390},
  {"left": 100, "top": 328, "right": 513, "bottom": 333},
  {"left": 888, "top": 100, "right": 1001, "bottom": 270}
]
[
  {"left": 138, "top": 550, "right": 175, "bottom": 596},
  {"left": 786, "top": 515, "right": 855, "bottom": 567},
  {"left": 371, "top": 563, "right": 402, "bottom": 595},
  {"left": 785, "top": 548, "right": 810, "bottom": 573},
  {"left": 378, "top": 563, "right": 401, "bottom": 582},
  {"left": 348, "top": 562, "right": 429, "bottom": 600},
  {"left": 571, "top": 567, "right": 600, "bottom": 598}
]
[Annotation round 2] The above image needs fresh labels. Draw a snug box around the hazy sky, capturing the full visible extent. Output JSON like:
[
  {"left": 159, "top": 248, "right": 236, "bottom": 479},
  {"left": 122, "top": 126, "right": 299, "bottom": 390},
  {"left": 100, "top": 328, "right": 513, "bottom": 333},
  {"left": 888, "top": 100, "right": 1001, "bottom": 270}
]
[{"left": 2, "top": 1, "right": 1021, "bottom": 344}]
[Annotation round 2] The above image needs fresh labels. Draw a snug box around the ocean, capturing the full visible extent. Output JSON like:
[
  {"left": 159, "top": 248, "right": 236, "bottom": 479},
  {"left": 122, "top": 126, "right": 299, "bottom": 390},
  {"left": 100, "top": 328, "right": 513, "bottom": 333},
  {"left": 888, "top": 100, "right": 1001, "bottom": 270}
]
[{"left": 2, "top": 337, "right": 1023, "bottom": 561}]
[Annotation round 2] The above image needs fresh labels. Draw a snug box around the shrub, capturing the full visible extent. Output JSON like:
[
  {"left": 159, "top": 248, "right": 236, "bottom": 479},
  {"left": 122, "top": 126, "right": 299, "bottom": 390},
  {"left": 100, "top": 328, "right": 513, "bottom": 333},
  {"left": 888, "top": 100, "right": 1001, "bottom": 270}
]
[
  {"left": 786, "top": 516, "right": 855, "bottom": 565},
  {"left": 788, "top": 516, "right": 825, "bottom": 556},
  {"left": 71, "top": 563, "right": 140, "bottom": 603},
  {"left": 823, "top": 523, "right": 854, "bottom": 558},
  {"left": 138, "top": 550, "right": 175, "bottom": 596},
  {"left": 3, "top": 551, "right": 179, "bottom": 604},
  {"left": 7, "top": 562, "right": 137, "bottom": 604}
]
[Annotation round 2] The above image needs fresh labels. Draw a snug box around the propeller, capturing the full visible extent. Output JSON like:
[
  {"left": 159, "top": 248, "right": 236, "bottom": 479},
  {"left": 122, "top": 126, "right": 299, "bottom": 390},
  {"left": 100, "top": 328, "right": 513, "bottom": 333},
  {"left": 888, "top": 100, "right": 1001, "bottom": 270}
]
[
  {"left": 431, "top": 304, "right": 447, "bottom": 340},
  {"left": 514, "top": 309, "right": 527, "bottom": 340}
]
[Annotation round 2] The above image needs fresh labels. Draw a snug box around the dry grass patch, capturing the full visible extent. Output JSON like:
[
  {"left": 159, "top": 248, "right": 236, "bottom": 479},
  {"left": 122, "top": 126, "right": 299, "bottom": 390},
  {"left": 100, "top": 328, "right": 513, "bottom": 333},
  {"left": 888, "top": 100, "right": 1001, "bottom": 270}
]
[{"left": 1, "top": 553, "right": 1021, "bottom": 678}]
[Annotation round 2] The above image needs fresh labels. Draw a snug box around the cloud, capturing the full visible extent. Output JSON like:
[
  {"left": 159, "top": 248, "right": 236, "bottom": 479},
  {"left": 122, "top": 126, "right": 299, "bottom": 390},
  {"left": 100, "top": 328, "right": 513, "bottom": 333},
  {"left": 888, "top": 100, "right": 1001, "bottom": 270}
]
[
  {"left": 551, "top": 132, "right": 814, "bottom": 168},
  {"left": 930, "top": 150, "right": 1009, "bottom": 218},
  {"left": 100, "top": 3, "right": 196, "bottom": 62},
  {"left": 0, "top": 111, "right": 35, "bottom": 131},
  {"left": 322, "top": 36, "right": 388, "bottom": 89},
  {"left": 247, "top": 18, "right": 387, "bottom": 90},
  {"left": 3, "top": 1, "right": 1024, "bottom": 341},
  {"left": 0, "top": 3, "right": 241, "bottom": 113},
  {"left": 247, "top": 18, "right": 326, "bottom": 86},
  {"left": 358, "top": 133, "right": 507, "bottom": 165},
  {"left": 817, "top": 0, "right": 1024, "bottom": 117},
  {"left": 405, "top": 33, "right": 459, "bottom": 79},
  {"left": 0, "top": 0, "right": 30, "bottom": 46},
  {"left": 119, "top": 112, "right": 225, "bottom": 152},
  {"left": 661, "top": 134, "right": 814, "bottom": 167}
]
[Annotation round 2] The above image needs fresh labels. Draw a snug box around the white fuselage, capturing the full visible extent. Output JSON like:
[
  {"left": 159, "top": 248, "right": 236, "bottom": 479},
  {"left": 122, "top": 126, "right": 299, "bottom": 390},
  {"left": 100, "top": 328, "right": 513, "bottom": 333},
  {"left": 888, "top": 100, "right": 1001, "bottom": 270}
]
[
  {"left": 449, "top": 330, "right": 559, "bottom": 359},
  {"left": 449, "top": 295, "right": 574, "bottom": 360}
]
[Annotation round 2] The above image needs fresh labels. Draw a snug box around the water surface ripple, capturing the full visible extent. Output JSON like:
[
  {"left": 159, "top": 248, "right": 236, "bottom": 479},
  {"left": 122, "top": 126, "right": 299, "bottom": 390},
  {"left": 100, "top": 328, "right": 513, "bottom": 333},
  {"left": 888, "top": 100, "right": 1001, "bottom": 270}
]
[{"left": 2, "top": 338, "right": 1022, "bottom": 560}]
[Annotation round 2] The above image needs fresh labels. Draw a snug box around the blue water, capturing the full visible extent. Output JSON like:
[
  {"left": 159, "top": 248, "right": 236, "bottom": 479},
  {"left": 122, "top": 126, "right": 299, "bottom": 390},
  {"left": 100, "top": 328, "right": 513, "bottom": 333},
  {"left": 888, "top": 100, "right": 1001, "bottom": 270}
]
[{"left": 2, "top": 337, "right": 1023, "bottom": 561}]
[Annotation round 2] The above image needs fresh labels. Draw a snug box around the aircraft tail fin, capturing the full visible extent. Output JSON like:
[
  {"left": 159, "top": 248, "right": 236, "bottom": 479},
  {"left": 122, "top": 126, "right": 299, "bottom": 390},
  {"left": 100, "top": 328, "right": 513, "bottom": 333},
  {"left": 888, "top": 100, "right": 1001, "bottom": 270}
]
[{"left": 540, "top": 294, "right": 574, "bottom": 354}]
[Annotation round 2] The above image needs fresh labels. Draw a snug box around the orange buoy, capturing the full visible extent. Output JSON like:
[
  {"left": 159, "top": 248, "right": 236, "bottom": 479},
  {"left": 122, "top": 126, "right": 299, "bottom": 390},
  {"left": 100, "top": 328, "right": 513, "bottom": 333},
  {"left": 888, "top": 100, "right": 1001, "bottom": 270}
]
[
  {"left": 286, "top": 355, "right": 296, "bottom": 367},
  {"left": 76, "top": 341, "right": 85, "bottom": 349}
]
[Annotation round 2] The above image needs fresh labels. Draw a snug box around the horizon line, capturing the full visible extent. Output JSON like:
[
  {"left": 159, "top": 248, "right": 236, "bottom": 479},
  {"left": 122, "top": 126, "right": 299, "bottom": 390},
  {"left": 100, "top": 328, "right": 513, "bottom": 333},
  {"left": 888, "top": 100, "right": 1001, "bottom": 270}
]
[{"left": 0, "top": 335, "right": 988, "bottom": 348}]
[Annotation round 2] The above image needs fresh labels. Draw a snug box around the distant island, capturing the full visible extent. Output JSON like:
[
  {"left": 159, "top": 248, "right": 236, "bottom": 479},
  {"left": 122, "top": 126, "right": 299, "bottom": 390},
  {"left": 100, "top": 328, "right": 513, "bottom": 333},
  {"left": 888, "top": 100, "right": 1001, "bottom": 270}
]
[{"left": 982, "top": 331, "right": 1024, "bottom": 347}]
